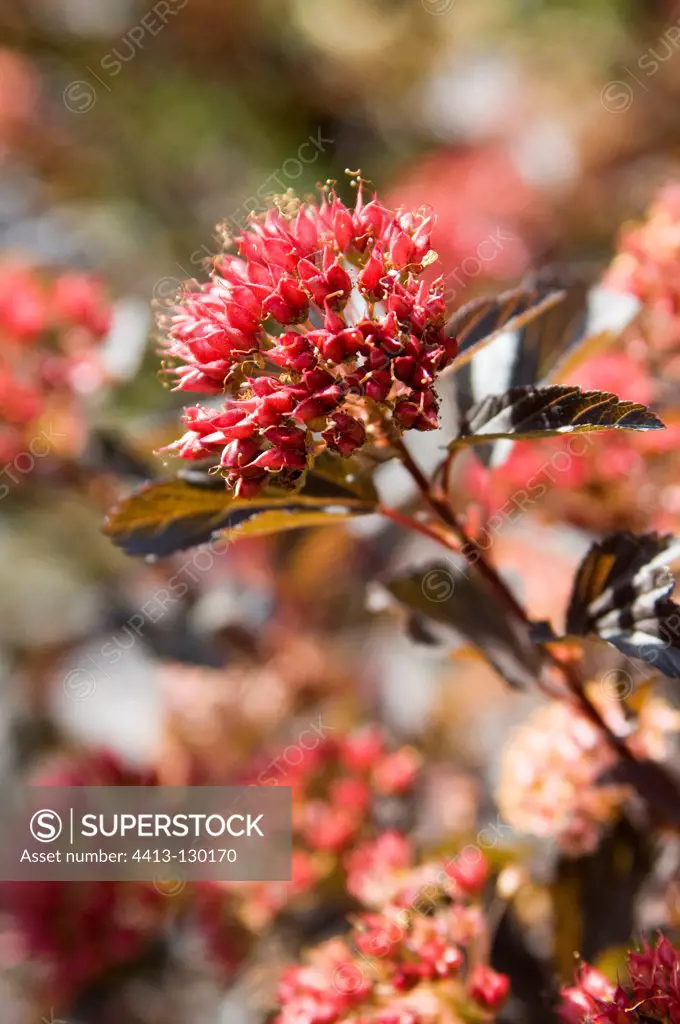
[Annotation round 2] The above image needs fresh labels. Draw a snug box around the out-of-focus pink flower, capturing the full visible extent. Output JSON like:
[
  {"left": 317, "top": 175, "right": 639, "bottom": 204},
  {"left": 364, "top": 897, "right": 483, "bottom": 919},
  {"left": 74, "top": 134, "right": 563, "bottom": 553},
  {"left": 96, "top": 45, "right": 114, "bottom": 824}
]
[
  {"left": 468, "top": 964, "right": 511, "bottom": 1009},
  {"left": 274, "top": 854, "right": 508, "bottom": 1024},
  {"left": 387, "top": 146, "right": 549, "bottom": 293},
  {"left": 0, "top": 752, "right": 165, "bottom": 1005},
  {"left": 606, "top": 183, "right": 680, "bottom": 354},
  {"left": 559, "top": 965, "right": 616, "bottom": 1023},
  {"left": 0, "top": 263, "right": 111, "bottom": 464},
  {"left": 346, "top": 830, "right": 413, "bottom": 905},
  {"left": 497, "top": 690, "right": 679, "bottom": 856},
  {"left": 220, "top": 726, "right": 422, "bottom": 930},
  {"left": 0, "top": 50, "right": 39, "bottom": 144}
]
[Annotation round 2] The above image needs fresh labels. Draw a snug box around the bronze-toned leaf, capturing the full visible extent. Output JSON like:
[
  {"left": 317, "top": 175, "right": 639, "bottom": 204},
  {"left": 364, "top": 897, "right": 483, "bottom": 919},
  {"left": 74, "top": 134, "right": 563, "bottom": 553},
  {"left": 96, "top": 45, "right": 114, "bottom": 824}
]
[
  {"left": 451, "top": 385, "right": 664, "bottom": 447},
  {"left": 444, "top": 283, "right": 567, "bottom": 373},
  {"left": 565, "top": 531, "right": 680, "bottom": 678},
  {"left": 551, "top": 818, "right": 651, "bottom": 981},
  {"left": 448, "top": 269, "right": 641, "bottom": 467},
  {"left": 225, "top": 508, "right": 362, "bottom": 539},
  {"left": 104, "top": 458, "right": 378, "bottom": 557},
  {"left": 384, "top": 561, "right": 543, "bottom": 689}
]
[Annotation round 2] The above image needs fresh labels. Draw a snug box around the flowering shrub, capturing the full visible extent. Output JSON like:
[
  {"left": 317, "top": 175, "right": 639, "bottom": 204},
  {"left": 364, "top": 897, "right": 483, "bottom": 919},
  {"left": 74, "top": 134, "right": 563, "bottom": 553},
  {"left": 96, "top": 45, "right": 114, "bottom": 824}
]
[
  {"left": 0, "top": 752, "right": 165, "bottom": 1005},
  {"left": 95, "top": 176, "right": 680, "bottom": 1024},
  {"left": 606, "top": 184, "right": 680, "bottom": 358}
]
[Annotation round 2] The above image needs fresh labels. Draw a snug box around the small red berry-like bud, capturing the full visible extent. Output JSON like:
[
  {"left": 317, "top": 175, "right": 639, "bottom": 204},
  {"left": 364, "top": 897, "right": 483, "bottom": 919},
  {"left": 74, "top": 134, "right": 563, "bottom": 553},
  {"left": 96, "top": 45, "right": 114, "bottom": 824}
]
[
  {"left": 325, "top": 264, "right": 352, "bottom": 308},
  {"left": 292, "top": 207, "right": 318, "bottom": 250},
  {"left": 250, "top": 447, "right": 307, "bottom": 471},
  {"left": 294, "top": 384, "right": 343, "bottom": 424},
  {"left": 233, "top": 473, "right": 267, "bottom": 497},
  {"left": 220, "top": 438, "right": 260, "bottom": 469},
  {"left": 469, "top": 964, "right": 510, "bottom": 1009},
  {"left": 264, "top": 426, "right": 307, "bottom": 450},
  {"left": 262, "top": 278, "right": 309, "bottom": 324},
  {"left": 318, "top": 331, "right": 349, "bottom": 364},
  {"left": 393, "top": 398, "right": 420, "bottom": 429},
  {"left": 333, "top": 205, "right": 355, "bottom": 251},
  {"left": 255, "top": 391, "right": 297, "bottom": 427},
  {"left": 387, "top": 290, "right": 414, "bottom": 321},
  {"left": 322, "top": 412, "right": 366, "bottom": 458},
  {"left": 364, "top": 370, "right": 392, "bottom": 402},
  {"left": 225, "top": 299, "right": 260, "bottom": 336},
  {"left": 358, "top": 248, "right": 386, "bottom": 301},
  {"left": 268, "top": 332, "right": 318, "bottom": 371},
  {"left": 388, "top": 229, "right": 413, "bottom": 271}
]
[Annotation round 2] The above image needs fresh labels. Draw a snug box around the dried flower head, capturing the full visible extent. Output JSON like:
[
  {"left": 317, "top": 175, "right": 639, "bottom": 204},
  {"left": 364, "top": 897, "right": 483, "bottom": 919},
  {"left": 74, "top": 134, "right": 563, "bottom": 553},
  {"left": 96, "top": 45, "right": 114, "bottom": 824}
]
[{"left": 159, "top": 176, "right": 456, "bottom": 495}]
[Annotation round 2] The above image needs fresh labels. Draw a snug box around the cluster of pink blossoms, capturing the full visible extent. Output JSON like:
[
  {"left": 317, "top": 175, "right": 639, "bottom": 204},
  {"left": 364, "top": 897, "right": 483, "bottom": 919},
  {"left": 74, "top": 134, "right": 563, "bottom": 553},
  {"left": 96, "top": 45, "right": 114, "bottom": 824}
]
[
  {"left": 0, "top": 264, "right": 111, "bottom": 461},
  {"left": 160, "top": 181, "right": 456, "bottom": 495},
  {"left": 496, "top": 689, "right": 679, "bottom": 856},
  {"left": 224, "top": 725, "right": 422, "bottom": 930},
  {"left": 560, "top": 935, "right": 680, "bottom": 1023},
  {"left": 274, "top": 850, "right": 507, "bottom": 1024}
]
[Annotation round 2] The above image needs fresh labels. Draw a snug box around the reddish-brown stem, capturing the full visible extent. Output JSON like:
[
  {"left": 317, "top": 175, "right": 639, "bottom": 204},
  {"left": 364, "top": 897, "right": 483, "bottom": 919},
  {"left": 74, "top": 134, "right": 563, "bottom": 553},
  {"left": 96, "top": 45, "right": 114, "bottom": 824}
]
[
  {"left": 391, "top": 437, "right": 527, "bottom": 620},
  {"left": 390, "top": 435, "right": 638, "bottom": 765},
  {"left": 379, "top": 506, "right": 461, "bottom": 553}
]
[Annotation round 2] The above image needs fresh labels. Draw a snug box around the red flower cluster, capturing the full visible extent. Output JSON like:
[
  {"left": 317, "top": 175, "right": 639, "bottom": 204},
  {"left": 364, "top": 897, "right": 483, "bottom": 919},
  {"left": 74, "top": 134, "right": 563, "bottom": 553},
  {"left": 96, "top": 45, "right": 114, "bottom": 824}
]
[
  {"left": 275, "top": 852, "right": 507, "bottom": 1024},
  {"left": 224, "top": 725, "right": 422, "bottom": 929},
  {"left": 160, "top": 180, "right": 456, "bottom": 495},
  {"left": 560, "top": 935, "right": 680, "bottom": 1023},
  {"left": 0, "top": 752, "right": 164, "bottom": 1005},
  {"left": 346, "top": 829, "right": 489, "bottom": 910},
  {"left": 0, "top": 264, "right": 111, "bottom": 461}
]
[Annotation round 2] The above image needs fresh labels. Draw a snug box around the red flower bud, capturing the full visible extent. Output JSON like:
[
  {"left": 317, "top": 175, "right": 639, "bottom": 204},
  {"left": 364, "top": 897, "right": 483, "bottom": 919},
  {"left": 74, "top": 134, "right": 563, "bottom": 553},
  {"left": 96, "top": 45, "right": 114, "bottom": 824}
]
[
  {"left": 469, "top": 964, "right": 510, "bottom": 1009},
  {"left": 358, "top": 248, "right": 386, "bottom": 301},
  {"left": 323, "top": 412, "right": 366, "bottom": 457}
]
